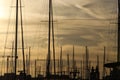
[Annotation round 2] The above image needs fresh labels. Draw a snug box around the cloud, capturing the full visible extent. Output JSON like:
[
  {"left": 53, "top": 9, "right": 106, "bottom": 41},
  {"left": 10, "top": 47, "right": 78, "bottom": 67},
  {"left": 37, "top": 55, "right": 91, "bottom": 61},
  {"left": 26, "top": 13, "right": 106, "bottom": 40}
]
[
  {"left": 55, "top": 27, "right": 103, "bottom": 46},
  {"left": 74, "top": 4, "right": 105, "bottom": 19},
  {"left": 82, "top": 0, "right": 117, "bottom": 19},
  {"left": 34, "top": 0, "right": 117, "bottom": 19},
  {"left": 0, "top": 1, "right": 118, "bottom": 77}
]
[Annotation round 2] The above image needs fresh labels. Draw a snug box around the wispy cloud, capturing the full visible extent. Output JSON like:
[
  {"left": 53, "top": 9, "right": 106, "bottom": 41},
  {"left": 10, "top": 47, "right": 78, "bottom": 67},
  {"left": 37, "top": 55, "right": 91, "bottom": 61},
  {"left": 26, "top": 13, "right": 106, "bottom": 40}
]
[
  {"left": 74, "top": 4, "right": 105, "bottom": 19},
  {"left": 0, "top": 0, "right": 117, "bottom": 63}
]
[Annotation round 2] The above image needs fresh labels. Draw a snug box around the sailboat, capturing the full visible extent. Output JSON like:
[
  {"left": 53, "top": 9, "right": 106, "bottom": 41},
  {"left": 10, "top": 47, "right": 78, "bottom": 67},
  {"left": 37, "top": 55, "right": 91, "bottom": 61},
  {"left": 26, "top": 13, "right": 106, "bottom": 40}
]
[
  {"left": 1, "top": 0, "right": 28, "bottom": 80},
  {"left": 104, "top": 0, "right": 120, "bottom": 80}
]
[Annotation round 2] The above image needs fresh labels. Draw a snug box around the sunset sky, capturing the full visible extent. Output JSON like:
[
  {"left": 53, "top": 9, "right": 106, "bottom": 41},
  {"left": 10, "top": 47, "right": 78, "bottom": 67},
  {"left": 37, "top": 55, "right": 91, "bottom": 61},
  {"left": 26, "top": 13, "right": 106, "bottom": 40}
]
[{"left": 0, "top": 0, "right": 118, "bottom": 76}]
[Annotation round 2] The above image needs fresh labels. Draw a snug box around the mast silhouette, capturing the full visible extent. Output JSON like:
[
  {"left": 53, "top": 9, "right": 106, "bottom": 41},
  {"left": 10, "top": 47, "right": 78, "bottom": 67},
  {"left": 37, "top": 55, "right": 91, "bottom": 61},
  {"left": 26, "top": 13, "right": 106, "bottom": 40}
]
[
  {"left": 85, "top": 46, "right": 89, "bottom": 79},
  {"left": 51, "top": 0, "right": 56, "bottom": 76},
  {"left": 118, "top": 0, "right": 120, "bottom": 62},
  {"left": 73, "top": 46, "right": 75, "bottom": 70},
  {"left": 20, "top": 0, "right": 26, "bottom": 74},
  {"left": 14, "top": 0, "right": 26, "bottom": 78},
  {"left": 46, "top": 0, "right": 56, "bottom": 78},
  {"left": 28, "top": 47, "right": 31, "bottom": 75},
  {"left": 104, "top": 2, "right": 120, "bottom": 79},
  {"left": 103, "top": 47, "right": 106, "bottom": 78},
  {"left": 14, "top": 0, "right": 18, "bottom": 78},
  {"left": 97, "top": 55, "right": 99, "bottom": 69},
  {"left": 67, "top": 54, "right": 70, "bottom": 75},
  {"left": 46, "top": 0, "right": 52, "bottom": 78},
  {"left": 60, "top": 46, "right": 63, "bottom": 75}
]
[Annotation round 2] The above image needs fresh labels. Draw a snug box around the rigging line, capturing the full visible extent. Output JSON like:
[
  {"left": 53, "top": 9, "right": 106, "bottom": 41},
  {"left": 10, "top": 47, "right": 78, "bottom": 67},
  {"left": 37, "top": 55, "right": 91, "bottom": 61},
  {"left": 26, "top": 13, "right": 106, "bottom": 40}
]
[
  {"left": 56, "top": 22, "right": 60, "bottom": 47},
  {"left": 111, "top": 1, "right": 118, "bottom": 50},
  {"left": 33, "top": 16, "right": 41, "bottom": 49},
  {"left": 43, "top": 0, "right": 48, "bottom": 22},
  {"left": 31, "top": 2, "right": 43, "bottom": 50},
  {"left": 107, "top": 22, "right": 111, "bottom": 62},
  {"left": 40, "top": 0, "right": 46, "bottom": 19},
  {"left": 22, "top": 0, "right": 28, "bottom": 48},
  {"left": 37, "top": 0, "right": 46, "bottom": 49},
  {"left": 111, "top": 1, "right": 117, "bottom": 20},
  {"left": 32, "top": 0, "right": 44, "bottom": 49},
  {"left": 42, "top": 0, "right": 46, "bottom": 19},
  {"left": 1, "top": 0, "right": 14, "bottom": 75},
  {"left": 52, "top": 0, "right": 60, "bottom": 47},
  {"left": 98, "top": 0, "right": 107, "bottom": 20},
  {"left": 62, "top": 18, "right": 116, "bottom": 21},
  {"left": 36, "top": 24, "right": 43, "bottom": 60}
]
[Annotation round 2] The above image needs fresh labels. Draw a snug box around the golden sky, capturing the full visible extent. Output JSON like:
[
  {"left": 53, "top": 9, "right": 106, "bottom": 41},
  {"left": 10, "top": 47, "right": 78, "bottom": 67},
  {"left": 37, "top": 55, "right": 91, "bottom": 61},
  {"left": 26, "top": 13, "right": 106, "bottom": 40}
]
[{"left": 0, "top": 0, "right": 118, "bottom": 76}]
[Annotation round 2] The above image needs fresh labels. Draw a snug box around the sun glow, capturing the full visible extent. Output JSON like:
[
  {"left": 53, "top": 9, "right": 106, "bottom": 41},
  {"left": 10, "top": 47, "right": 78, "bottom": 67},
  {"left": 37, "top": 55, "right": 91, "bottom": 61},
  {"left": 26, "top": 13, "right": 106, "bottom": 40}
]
[
  {"left": 0, "top": 1, "right": 9, "bottom": 19},
  {"left": 0, "top": 8, "right": 5, "bottom": 18}
]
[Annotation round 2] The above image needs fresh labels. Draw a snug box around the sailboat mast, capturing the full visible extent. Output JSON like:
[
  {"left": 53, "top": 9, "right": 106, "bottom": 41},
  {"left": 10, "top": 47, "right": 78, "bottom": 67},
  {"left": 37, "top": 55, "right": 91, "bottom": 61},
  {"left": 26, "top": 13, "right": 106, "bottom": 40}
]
[
  {"left": 85, "top": 46, "right": 89, "bottom": 79},
  {"left": 118, "top": 0, "right": 120, "bottom": 62},
  {"left": 103, "top": 46, "right": 106, "bottom": 78},
  {"left": 15, "top": 0, "right": 18, "bottom": 77},
  {"left": 97, "top": 55, "right": 99, "bottom": 68},
  {"left": 20, "top": 0, "right": 25, "bottom": 74},
  {"left": 35, "top": 59, "right": 37, "bottom": 78},
  {"left": 67, "top": 54, "right": 70, "bottom": 75},
  {"left": 46, "top": 0, "right": 52, "bottom": 77},
  {"left": 11, "top": 41, "right": 14, "bottom": 73},
  {"left": 29, "top": 47, "right": 31, "bottom": 75},
  {"left": 60, "top": 46, "right": 63, "bottom": 75},
  {"left": 73, "top": 45, "right": 75, "bottom": 70},
  {"left": 51, "top": 0, "right": 56, "bottom": 76}
]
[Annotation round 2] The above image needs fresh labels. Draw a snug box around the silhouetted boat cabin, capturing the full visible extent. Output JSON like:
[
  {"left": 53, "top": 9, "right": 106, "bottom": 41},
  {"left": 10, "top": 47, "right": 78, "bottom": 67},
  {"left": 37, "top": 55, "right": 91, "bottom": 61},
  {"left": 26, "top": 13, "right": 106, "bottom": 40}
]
[{"left": 104, "top": 62, "right": 120, "bottom": 80}]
